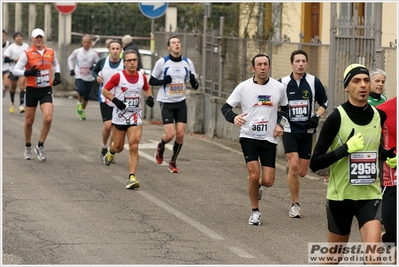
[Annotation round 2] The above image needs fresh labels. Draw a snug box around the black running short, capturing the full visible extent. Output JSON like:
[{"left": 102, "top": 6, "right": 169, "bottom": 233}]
[
  {"left": 113, "top": 124, "right": 140, "bottom": 131},
  {"left": 75, "top": 78, "right": 93, "bottom": 101},
  {"left": 381, "top": 186, "right": 397, "bottom": 246},
  {"left": 25, "top": 86, "right": 53, "bottom": 107},
  {"left": 282, "top": 132, "right": 313, "bottom": 159},
  {"left": 239, "top": 137, "right": 277, "bottom": 167},
  {"left": 326, "top": 199, "right": 382, "bottom": 236},
  {"left": 159, "top": 99, "right": 187, "bottom": 125},
  {"left": 8, "top": 72, "right": 19, "bottom": 81},
  {"left": 100, "top": 102, "right": 113, "bottom": 122}
]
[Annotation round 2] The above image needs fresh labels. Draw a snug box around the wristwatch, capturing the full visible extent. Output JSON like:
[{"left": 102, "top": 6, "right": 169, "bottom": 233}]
[{"left": 315, "top": 114, "right": 320, "bottom": 118}]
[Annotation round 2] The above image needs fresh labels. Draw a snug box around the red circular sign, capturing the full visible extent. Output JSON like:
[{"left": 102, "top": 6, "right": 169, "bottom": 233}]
[{"left": 54, "top": 3, "right": 77, "bottom": 14}]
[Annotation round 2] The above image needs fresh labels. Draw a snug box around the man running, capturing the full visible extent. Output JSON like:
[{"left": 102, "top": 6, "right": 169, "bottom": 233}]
[
  {"left": 3, "top": 31, "right": 30, "bottom": 113},
  {"left": 101, "top": 50, "right": 154, "bottom": 189},
  {"left": 12, "top": 28, "right": 61, "bottom": 161},
  {"left": 150, "top": 36, "right": 199, "bottom": 173},
  {"left": 91, "top": 40, "right": 124, "bottom": 161},
  {"left": 68, "top": 34, "right": 99, "bottom": 120},
  {"left": 221, "top": 54, "right": 288, "bottom": 225}
]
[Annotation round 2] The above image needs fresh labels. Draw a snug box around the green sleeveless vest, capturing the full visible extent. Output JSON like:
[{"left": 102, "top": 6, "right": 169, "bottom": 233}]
[{"left": 327, "top": 105, "right": 382, "bottom": 201}]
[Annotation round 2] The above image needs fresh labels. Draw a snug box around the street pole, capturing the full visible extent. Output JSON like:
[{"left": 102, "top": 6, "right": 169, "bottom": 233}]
[
  {"left": 62, "top": 13, "right": 67, "bottom": 90},
  {"left": 202, "top": 15, "right": 207, "bottom": 92}
]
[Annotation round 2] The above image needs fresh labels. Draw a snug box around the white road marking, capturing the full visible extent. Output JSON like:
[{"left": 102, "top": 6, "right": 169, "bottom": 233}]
[
  {"left": 227, "top": 246, "right": 255, "bottom": 258},
  {"left": 138, "top": 190, "right": 224, "bottom": 240}
]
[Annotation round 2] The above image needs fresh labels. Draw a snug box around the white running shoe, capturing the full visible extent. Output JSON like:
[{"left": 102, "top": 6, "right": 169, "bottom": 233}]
[
  {"left": 34, "top": 145, "right": 46, "bottom": 161},
  {"left": 248, "top": 211, "right": 261, "bottom": 225},
  {"left": 24, "top": 146, "right": 32, "bottom": 160},
  {"left": 289, "top": 203, "right": 302, "bottom": 218}
]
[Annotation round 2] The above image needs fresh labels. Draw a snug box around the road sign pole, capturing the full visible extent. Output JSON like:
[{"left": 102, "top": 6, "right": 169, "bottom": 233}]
[
  {"left": 151, "top": 19, "right": 155, "bottom": 53},
  {"left": 62, "top": 14, "right": 67, "bottom": 90},
  {"left": 55, "top": 2, "right": 76, "bottom": 90}
]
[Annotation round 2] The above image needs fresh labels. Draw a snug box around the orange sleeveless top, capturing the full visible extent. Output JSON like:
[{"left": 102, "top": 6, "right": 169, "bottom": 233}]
[{"left": 25, "top": 45, "right": 55, "bottom": 88}]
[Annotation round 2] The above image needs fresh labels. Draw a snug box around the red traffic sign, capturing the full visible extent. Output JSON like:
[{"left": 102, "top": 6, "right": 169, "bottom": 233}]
[{"left": 54, "top": 2, "right": 77, "bottom": 14}]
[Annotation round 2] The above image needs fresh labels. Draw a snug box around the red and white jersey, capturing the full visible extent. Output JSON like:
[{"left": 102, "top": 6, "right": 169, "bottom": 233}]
[
  {"left": 377, "top": 96, "right": 397, "bottom": 186},
  {"left": 104, "top": 70, "right": 150, "bottom": 126}
]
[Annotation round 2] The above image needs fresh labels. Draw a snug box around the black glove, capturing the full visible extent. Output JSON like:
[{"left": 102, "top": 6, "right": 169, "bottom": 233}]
[
  {"left": 381, "top": 147, "right": 396, "bottom": 161},
  {"left": 146, "top": 96, "right": 154, "bottom": 107},
  {"left": 112, "top": 97, "right": 126, "bottom": 110},
  {"left": 4, "top": 57, "right": 14, "bottom": 63},
  {"left": 53, "top": 73, "right": 61, "bottom": 86},
  {"left": 308, "top": 115, "right": 319, "bottom": 129},
  {"left": 189, "top": 72, "right": 199, "bottom": 89},
  {"left": 24, "top": 65, "right": 39, "bottom": 77},
  {"left": 163, "top": 75, "right": 172, "bottom": 85},
  {"left": 70, "top": 69, "right": 75, "bottom": 76}
]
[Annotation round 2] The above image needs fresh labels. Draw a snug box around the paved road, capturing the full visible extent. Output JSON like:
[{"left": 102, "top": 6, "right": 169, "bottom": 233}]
[{"left": 2, "top": 95, "right": 362, "bottom": 265}]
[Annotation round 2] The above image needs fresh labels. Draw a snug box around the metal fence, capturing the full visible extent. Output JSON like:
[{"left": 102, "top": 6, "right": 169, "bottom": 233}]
[
  {"left": 3, "top": 2, "right": 396, "bottom": 110},
  {"left": 153, "top": 15, "right": 396, "bottom": 114}
]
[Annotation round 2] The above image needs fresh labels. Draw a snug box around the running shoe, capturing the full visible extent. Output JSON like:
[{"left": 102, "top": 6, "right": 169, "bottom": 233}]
[
  {"left": 168, "top": 161, "right": 179, "bottom": 173},
  {"left": 154, "top": 143, "right": 164, "bottom": 164},
  {"left": 24, "top": 146, "right": 32, "bottom": 160},
  {"left": 76, "top": 102, "right": 83, "bottom": 115},
  {"left": 9, "top": 103, "right": 15, "bottom": 114},
  {"left": 34, "top": 145, "right": 46, "bottom": 161},
  {"left": 80, "top": 110, "right": 86, "bottom": 120},
  {"left": 100, "top": 147, "right": 108, "bottom": 160},
  {"left": 103, "top": 151, "right": 114, "bottom": 166},
  {"left": 289, "top": 203, "right": 302, "bottom": 218},
  {"left": 258, "top": 185, "right": 263, "bottom": 200},
  {"left": 126, "top": 174, "right": 140, "bottom": 189},
  {"left": 248, "top": 211, "right": 261, "bottom": 225},
  {"left": 19, "top": 105, "right": 25, "bottom": 113}
]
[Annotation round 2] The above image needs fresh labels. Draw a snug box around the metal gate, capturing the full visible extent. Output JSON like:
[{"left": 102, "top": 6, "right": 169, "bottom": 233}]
[{"left": 327, "top": 3, "right": 380, "bottom": 114}]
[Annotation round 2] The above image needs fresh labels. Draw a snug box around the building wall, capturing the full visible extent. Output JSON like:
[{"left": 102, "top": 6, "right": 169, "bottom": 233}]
[
  {"left": 321, "top": 3, "right": 331, "bottom": 44},
  {"left": 382, "top": 3, "right": 397, "bottom": 47},
  {"left": 280, "top": 2, "right": 396, "bottom": 47},
  {"left": 281, "top": 3, "right": 302, "bottom": 43}
]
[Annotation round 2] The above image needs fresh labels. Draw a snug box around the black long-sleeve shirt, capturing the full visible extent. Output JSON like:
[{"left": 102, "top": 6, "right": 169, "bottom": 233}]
[{"left": 310, "top": 101, "right": 386, "bottom": 172}]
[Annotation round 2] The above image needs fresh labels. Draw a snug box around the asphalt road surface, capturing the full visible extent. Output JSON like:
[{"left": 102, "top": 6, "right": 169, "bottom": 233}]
[{"left": 2, "top": 95, "right": 363, "bottom": 265}]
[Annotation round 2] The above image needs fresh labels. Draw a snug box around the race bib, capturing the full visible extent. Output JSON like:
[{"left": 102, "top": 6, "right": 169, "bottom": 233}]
[
  {"left": 288, "top": 99, "right": 309, "bottom": 122},
  {"left": 349, "top": 152, "right": 377, "bottom": 185},
  {"left": 249, "top": 119, "right": 268, "bottom": 138},
  {"left": 169, "top": 80, "right": 184, "bottom": 97},
  {"left": 124, "top": 92, "right": 140, "bottom": 113},
  {"left": 79, "top": 66, "right": 91, "bottom": 75},
  {"left": 36, "top": 70, "right": 50, "bottom": 87}
]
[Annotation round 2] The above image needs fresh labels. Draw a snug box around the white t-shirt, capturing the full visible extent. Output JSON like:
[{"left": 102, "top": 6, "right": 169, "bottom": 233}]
[
  {"left": 68, "top": 47, "right": 99, "bottom": 81},
  {"left": 226, "top": 77, "right": 288, "bottom": 144},
  {"left": 3, "top": 42, "right": 29, "bottom": 70},
  {"left": 151, "top": 55, "right": 196, "bottom": 103},
  {"left": 2, "top": 40, "right": 11, "bottom": 71}
]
